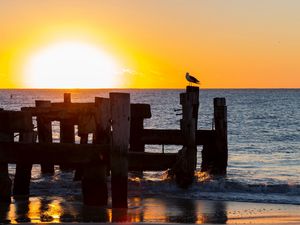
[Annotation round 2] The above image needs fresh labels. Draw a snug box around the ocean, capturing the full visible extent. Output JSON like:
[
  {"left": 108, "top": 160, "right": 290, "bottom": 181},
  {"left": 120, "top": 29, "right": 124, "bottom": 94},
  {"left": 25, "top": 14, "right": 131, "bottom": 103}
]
[{"left": 0, "top": 88, "right": 299, "bottom": 223}]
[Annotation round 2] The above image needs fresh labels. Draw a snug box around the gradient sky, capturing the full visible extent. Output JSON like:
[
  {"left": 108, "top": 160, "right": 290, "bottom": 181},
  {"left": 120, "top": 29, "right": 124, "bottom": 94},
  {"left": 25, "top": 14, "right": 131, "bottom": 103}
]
[{"left": 1, "top": 0, "right": 300, "bottom": 88}]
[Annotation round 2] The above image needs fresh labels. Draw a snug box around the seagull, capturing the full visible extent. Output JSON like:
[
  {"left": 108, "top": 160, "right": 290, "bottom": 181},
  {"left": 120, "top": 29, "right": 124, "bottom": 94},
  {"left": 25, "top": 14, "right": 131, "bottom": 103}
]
[{"left": 185, "top": 72, "right": 200, "bottom": 86}]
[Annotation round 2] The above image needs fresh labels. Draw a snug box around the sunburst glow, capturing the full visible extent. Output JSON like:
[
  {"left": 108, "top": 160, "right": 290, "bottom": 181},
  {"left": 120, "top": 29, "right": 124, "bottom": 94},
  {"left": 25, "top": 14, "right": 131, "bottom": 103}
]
[{"left": 24, "top": 41, "right": 121, "bottom": 88}]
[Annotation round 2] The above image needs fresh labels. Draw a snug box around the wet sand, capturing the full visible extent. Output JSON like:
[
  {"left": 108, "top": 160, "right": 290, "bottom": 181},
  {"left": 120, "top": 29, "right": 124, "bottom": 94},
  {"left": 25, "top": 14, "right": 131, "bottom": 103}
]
[{"left": 1, "top": 197, "right": 300, "bottom": 224}]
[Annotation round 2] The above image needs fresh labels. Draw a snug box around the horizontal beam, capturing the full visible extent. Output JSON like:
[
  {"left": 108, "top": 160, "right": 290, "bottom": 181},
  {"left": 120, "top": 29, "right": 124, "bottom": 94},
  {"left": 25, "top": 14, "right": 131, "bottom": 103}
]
[
  {"left": 131, "top": 104, "right": 151, "bottom": 119},
  {"left": 0, "top": 142, "right": 177, "bottom": 171},
  {"left": 141, "top": 129, "right": 216, "bottom": 145},
  {"left": 21, "top": 104, "right": 96, "bottom": 121},
  {"left": 0, "top": 111, "right": 33, "bottom": 132},
  {"left": 22, "top": 103, "right": 151, "bottom": 121},
  {"left": 0, "top": 142, "right": 109, "bottom": 164},
  {"left": 128, "top": 152, "right": 177, "bottom": 171}
]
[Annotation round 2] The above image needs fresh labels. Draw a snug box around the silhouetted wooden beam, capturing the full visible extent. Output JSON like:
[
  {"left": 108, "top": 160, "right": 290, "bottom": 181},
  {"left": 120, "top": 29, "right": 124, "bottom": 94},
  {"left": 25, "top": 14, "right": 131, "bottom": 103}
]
[
  {"left": 0, "top": 111, "right": 33, "bottom": 132},
  {"left": 0, "top": 142, "right": 109, "bottom": 164},
  {"left": 128, "top": 152, "right": 177, "bottom": 171},
  {"left": 141, "top": 129, "right": 216, "bottom": 145},
  {"left": 21, "top": 105, "right": 95, "bottom": 121},
  {"left": 21, "top": 103, "right": 151, "bottom": 121},
  {"left": 130, "top": 104, "right": 151, "bottom": 118},
  {"left": 0, "top": 141, "right": 178, "bottom": 171}
]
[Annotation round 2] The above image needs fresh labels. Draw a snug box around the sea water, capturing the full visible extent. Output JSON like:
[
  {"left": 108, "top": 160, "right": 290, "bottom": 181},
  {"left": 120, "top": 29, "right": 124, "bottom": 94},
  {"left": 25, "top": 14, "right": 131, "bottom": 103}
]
[{"left": 0, "top": 89, "right": 299, "bottom": 222}]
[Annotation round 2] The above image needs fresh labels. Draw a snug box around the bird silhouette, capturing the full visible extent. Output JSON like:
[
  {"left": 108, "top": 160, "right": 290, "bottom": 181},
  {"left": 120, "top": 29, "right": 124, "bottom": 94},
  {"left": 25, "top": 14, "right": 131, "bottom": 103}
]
[{"left": 185, "top": 72, "right": 200, "bottom": 86}]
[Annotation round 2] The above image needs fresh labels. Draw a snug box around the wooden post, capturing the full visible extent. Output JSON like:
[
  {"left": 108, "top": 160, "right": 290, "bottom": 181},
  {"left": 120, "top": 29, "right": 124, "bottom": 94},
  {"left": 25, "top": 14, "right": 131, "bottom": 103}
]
[
  {"left": 110, "top": 93, "right": 130, "bottom": 208},
  {"left": 0, "top": 131, "right": 13, "bottom": 203},
  {"left": 94, "top": 97, "right": 110, "bottom": 145},
  {"left": 201, "top": 142, "right": 214, "bottom": 173},
  {"left": 0, "top": 110, "right": 15, "bottom": 202},
  {"left": 72, "top": 134, "right": 88, "bottom": 181},
  {"left": 13, "top": 111, "right": 34, "bottom": 196},
  {"left": 95, "top": 97, "right": 111, "bottom": 179},
  {"left": 35, "top": 100, "right": 54, "bottom": 174},
  {"left": 184, "top": 86, "right": 199, "bottom": 171},
  {"left": 63, "top": 93, "right": 71, "bottom": 103},
  {"left": 201, "top": 98, "right": 228, "bottom": 175},
  {"left": 74, "top": 104, "right": 96, "bottom": 181},
  {"left": 213, "top": 98, "right": 228, "bottom": 174},
  {"left": 81, "top": 97, "right": 109, "bottom": 206},
  {"left": 129, "top": 104, "right": 151, "bottom": 177},
  {"left": 130, "top": 104, "right": 151, "bottom": 153},
  {"left": 175, "top": 86, "right": 199, "bottom": 188},
  {"left": 60, "top": 93, "right": 75, "bottom": 170},
  {"left": 60, "top": 93, "right": 75, "bottom": 144}
]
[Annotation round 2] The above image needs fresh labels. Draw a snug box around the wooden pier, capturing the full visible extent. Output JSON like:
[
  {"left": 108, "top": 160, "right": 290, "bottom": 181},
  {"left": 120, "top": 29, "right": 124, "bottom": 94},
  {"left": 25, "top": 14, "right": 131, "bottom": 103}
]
[{"left": 0, "top": 86, "right": 228, "bottom": 208}]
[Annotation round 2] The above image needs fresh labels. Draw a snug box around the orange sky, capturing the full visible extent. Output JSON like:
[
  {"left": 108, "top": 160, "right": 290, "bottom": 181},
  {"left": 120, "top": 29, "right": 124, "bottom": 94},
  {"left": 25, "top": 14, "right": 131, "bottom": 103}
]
[{"left": 1, "top": 0, "right": 300, "bottom": 88}]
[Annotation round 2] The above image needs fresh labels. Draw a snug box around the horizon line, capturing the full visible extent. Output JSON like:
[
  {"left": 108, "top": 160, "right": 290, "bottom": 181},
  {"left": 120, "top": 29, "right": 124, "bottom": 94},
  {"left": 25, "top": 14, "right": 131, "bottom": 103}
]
[{"left": 0, "top": 87, "right": 299, "bottom": 90}]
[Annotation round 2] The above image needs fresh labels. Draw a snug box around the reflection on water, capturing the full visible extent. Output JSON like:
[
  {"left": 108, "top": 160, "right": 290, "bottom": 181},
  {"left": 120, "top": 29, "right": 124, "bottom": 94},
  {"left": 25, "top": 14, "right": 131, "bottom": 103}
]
[
  {"left": 2, "top": 196, "right": 300, "bottom": 224},
  {"left": 198, "top": 201, "right": 227, "bottom": 224},
  {"left": 1, "top": 197, "right": 229, "bottom": 224}
]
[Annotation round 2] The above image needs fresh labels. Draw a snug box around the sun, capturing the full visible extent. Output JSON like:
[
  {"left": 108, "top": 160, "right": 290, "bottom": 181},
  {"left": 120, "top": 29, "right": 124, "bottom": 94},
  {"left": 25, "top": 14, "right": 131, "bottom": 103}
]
[{"left": 24, "top": 41, "right": 121, "bottom": 88}]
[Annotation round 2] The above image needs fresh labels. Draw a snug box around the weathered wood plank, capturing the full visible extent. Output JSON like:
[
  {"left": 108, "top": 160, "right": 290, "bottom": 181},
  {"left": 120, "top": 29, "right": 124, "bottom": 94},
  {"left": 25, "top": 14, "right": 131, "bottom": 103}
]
[
  {"left": 0, "top": 141, "right": 177, "bottom": 172},
  {"left": 182, "top": 86, "right": 199, "bottom": 170},
  {"left": 13, "top": 131, "right": 35, "bottom": 196},
  {"left": 81, "top": 97, "right": 110, "bottom": 206},
  {"left": 21, "top": 104, "right": 95, "bottom": 121},
  {"left": 59, "top": 94, "right": 76, "bottom": 170},
  {"left": 201, "top": 98, "right": 228, "bottom": 175},
  {"left": 60, "top": 94, "right": 75, "bottom": 144},
  {"left": 0, "top": 142, "right": 109, "bottom": 164},
  {"left": 214, "top": 98, "right": 228, "bottom": 174},
  {"left": 130, "top": 119, "right": 144, "bottom": 153},
  {"left": 173, "top": 86, "right": 199, "bottom": 188},
  {"left": 130, "top": 104, "right": 151, "bottom": 155},
  {"left": 0, "top": 111, "right": 33, "bottom": 132},
  {"left": 21, "top": 103, "right": 149, "bottom": 121},
  {"left": 93, "top": 97, "right": 110, "bottom": 144},
  {"left": 0, "top": 132, "right": 13, "bottom": 203},
  {"left": 110, "top": 93, "right": 130, "bottom": 208},
  {"left": 130, "top": 104, "right": 151, "bottom": 118},
  {"left": 36, "top": 100, "right": 54, "bottom": 174},
  {"left": 51, "top": 102, "right": 94, "bottom": 107},
  {"left": 64, "top": 93, "right": 71, "bottom": 103},
  {"left": 128, "top": 152, "right": 177, "bottom": 171},
  {"left": 141, "top": 129, "right": 215, "bottom": 145}
]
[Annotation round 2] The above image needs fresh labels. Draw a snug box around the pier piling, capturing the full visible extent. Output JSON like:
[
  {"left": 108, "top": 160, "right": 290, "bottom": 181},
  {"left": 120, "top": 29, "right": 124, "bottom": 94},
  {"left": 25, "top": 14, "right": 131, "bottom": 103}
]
[
  {"left": 110, "top": 93, "right": 130, "bottom": 208},
  {"left": 81, "top": 97, "right": 110, "bottom": 206},
  {"left": 213, "top": 98, "right": 228, "bottom": 174},
  {"left": 36, "top": 100, "right": 54, "bottom": 174},
  {"left": 130, "top": 104, "right": 151, "bottom": 153},
  {"left": 201, "top": 98, "right": 228, "bottom": 175},
  {"left": 13, "top": 111, "right": 34, "bottom": 196},
  {"left": 0, "top": 130, "right": 13, "bottom": 203},
  {"left": 60, "top": 93, "right": 75, "bottom": 170},
  {"left": 175, "top": 86, "right": 199, "bottom": 187}
]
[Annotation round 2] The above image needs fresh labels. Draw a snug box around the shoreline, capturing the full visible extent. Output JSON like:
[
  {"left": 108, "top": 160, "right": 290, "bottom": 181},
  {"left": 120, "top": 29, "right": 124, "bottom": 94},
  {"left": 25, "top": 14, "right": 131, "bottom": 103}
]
[{"left": 1, "top": 196, "right": 300, "bottom": 224}]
